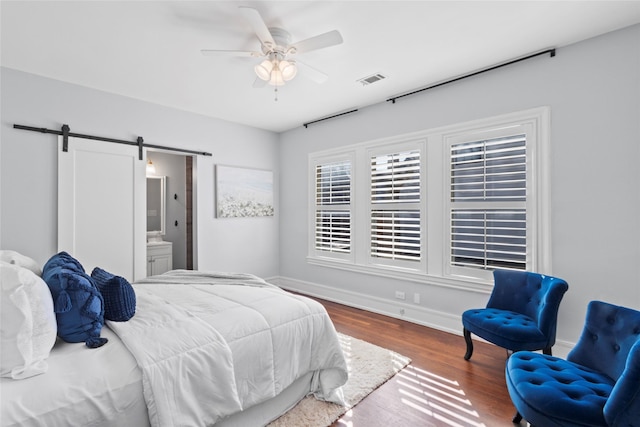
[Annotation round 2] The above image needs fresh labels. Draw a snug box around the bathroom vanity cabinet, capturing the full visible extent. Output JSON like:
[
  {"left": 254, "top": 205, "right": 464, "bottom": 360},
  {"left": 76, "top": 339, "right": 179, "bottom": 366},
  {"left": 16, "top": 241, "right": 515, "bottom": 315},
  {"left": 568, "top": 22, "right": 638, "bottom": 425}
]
[{"left": 147, "top": 241, "right": 173, "bottom": 276}]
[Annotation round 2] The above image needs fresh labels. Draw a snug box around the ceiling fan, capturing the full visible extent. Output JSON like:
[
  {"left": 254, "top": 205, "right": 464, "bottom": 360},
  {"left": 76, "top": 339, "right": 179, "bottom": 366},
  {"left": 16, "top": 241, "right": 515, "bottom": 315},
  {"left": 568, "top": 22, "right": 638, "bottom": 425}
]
[{"left": 201, "top": 6, "right": 343, "bottom": 90}]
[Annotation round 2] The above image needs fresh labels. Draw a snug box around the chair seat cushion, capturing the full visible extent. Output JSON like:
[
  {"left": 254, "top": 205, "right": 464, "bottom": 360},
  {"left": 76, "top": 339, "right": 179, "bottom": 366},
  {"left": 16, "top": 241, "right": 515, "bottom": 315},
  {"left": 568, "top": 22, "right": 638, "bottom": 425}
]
[
  {"left": 463, "top": 308, "right": 547, "bottom": 351},
  {"left": 506, "top": 352, "right": 613, "bottom": 426}
]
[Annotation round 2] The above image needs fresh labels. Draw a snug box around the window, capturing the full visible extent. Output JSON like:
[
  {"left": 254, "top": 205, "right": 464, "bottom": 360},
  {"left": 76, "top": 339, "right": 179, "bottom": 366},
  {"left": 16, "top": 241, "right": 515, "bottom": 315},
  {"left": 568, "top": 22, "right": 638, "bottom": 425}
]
[
  {"left": 449, "top": 134, "right": 527, "bottom": 271},
  {"left": 308, "top": 108, "right": 550, "bottom": 289},
  {"left": 370, "top": 149, "right": 421, "bottom": 264},
  {"left": 312, "top": 158, "right": 352, "bottom": 258}
]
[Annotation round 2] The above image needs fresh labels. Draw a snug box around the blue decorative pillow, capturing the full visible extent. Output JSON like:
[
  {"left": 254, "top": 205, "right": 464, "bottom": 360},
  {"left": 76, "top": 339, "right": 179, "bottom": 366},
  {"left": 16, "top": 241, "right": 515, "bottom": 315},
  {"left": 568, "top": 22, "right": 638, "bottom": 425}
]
[
  {"left": 91, "top": 267, "right": 136, "bottom": 322},
  {"left": 42, "top": 253, "right": 107, "bottom": 348},
  {"left": 42, "top": 251, "right": 85, "bottom": 274}
]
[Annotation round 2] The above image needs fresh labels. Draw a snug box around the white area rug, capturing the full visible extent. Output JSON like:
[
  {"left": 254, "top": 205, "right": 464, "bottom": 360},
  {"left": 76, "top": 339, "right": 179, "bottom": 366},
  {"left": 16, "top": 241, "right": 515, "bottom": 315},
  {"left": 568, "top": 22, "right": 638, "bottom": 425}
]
[{"left": 268, "top": 333, "right": 411, "bottom": 427}]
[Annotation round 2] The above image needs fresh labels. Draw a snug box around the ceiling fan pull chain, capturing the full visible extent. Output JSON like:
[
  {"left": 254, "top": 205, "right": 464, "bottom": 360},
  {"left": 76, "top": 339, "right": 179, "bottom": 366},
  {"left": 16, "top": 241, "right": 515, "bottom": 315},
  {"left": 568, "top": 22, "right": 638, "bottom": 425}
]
[{"left": 274, "top": 87, "right": 278, "bottom": 102}]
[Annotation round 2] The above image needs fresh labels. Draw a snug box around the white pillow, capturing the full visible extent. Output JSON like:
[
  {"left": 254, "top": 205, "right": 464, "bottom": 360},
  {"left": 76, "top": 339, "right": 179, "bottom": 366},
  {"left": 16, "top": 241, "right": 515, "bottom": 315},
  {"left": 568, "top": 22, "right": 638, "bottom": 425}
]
[
  {"left": 0, "top": 250, "right": 42, "bottom": 276},
  {"left": 0, "top": 261, "right": 57, "bottom": 379}
]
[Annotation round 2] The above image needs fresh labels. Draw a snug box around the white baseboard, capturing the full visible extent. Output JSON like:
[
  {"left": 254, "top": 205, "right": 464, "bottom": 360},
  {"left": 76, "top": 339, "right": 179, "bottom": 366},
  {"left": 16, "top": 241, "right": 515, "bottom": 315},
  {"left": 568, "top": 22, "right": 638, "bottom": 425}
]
[
  {"left": 551, "top": 339, "right": 573, "bottom": 359},
  {"left": 269, "top": 275, "right": 464, "bottom": 336},
  {"left": 268, "top": 275, "right": 574, "bottom": 359}
]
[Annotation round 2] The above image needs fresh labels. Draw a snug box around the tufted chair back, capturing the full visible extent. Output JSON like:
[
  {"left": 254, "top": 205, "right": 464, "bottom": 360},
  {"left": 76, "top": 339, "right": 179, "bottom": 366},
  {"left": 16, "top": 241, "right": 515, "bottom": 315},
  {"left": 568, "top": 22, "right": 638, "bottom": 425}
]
[
  {"left": 568, "top": 301, "right": 640, "bottom": 426},
  {"left": 486, "top": 270, "right": 569, "bottom": 347},
  {"left": 568, "top": 301, "right": 640, "bottom": 381}
]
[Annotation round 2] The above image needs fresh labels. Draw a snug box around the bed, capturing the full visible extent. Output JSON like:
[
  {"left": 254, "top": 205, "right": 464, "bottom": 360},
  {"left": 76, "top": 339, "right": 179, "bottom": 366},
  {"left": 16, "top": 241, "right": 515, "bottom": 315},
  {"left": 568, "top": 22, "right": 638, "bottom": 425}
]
[{"left": 0, "top": 251, "right": 348, "bottom": 427}]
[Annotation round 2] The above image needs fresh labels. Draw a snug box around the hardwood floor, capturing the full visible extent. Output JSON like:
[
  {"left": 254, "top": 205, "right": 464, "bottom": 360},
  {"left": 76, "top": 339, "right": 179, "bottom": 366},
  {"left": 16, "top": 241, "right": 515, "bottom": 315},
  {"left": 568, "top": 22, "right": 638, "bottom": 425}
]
[{"left": 312, "top": 297, "right": 521, "bottom": 427}]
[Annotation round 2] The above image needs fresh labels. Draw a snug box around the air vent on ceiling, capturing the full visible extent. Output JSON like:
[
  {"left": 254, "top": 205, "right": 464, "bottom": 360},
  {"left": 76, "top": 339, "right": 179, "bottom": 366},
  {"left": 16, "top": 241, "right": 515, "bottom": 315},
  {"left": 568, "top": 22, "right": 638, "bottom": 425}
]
[{"left": 357, "top": 73, "right": 387, "bottom": 86}]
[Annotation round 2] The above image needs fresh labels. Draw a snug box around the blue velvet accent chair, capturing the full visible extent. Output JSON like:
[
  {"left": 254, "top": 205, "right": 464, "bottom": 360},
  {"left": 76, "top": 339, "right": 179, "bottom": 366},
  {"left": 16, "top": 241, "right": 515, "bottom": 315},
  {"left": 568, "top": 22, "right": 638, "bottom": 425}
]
[
  {"left": 505, "top": 300, "right": 640, "bottom": 426},
  {"left": 462, "top": 270, "right": 569, "bottom": 360}
]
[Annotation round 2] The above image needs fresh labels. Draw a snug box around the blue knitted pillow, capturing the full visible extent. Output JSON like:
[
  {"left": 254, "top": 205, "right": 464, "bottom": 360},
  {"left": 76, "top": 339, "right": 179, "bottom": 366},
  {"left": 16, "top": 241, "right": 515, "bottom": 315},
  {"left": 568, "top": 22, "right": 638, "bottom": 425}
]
[
  {"left": 91, "top": 267, "right": 136, "bottom": 322},
  {"left": 42, "top": 258, "right": 107, "bottom": 348}
]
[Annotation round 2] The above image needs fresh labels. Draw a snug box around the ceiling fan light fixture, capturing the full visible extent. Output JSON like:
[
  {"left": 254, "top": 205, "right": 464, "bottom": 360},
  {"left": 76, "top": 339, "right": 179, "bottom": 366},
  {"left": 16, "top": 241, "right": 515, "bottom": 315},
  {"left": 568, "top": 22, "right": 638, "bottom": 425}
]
[
  {"left": 268, "top": 67, "right": 285, "bottom": 86},
  {"left": 280, "top": 60, "right": 297, "bottom": 81},
  {"left": 255, "top": 59, "right": 273, "bottom": 81},
  {"left": 256, "top": 57, "right": 297, "bottom": 86}
]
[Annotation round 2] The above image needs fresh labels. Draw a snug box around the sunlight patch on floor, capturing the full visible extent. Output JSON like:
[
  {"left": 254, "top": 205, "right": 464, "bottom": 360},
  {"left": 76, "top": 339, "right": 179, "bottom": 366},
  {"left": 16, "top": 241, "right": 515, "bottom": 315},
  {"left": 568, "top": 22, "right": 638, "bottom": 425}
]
[
  {"left": 397, "top": 365, "right": 487, "bottom": 427},
  {"left": 392, "top": 351, "right": 409, "bottom": 369},
  {"left": 336, "top": 409, "right": 353, "bottom": 427}
]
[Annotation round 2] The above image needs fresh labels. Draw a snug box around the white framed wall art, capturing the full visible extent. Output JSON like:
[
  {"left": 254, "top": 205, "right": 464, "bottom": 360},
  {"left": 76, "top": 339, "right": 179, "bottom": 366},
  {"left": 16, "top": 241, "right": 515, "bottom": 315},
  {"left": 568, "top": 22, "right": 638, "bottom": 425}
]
[{"left": 215, "top": 165, "right": 274, "bottom": 218}]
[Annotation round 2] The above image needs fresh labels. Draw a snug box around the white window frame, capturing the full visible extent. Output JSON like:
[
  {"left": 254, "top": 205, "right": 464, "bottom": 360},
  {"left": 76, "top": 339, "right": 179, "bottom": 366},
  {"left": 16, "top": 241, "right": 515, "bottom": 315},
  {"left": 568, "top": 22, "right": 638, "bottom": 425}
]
[
  {"left": 367, "top": 141, "right": 425, "bottom": 271},
  {"left": 308, "top": 153, "right": 355, "bottom": 263},
  {"left": 307, "top": 107, "right": 551, "bottom": 291},
  {"left": 445, "top": 126, "right": 532, "bottom": 282}
]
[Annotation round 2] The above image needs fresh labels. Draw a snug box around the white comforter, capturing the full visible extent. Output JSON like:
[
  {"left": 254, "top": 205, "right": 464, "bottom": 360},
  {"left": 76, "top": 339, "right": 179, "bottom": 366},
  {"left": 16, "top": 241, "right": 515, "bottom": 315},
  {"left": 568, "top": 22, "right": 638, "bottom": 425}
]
[{"left": 107, "top": 270, "right": 348, "bottom": 427}]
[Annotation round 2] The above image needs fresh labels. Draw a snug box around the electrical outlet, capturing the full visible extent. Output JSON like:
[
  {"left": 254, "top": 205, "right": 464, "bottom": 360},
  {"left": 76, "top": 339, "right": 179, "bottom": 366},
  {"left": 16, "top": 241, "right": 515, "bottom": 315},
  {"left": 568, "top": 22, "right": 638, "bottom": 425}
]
[
  {"left": 414, "top": 293, "right": 420, "bottom": 304},
  {"left": 395, "top": 291, "right": 405, "bottom": 300}
]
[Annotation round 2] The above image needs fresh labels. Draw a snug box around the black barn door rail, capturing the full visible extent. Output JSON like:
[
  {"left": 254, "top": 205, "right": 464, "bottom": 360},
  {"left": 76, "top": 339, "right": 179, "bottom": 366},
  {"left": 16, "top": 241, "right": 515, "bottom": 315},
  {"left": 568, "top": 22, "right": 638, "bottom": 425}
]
[{"left": 13, "top": 124, "right": 213, "bottom": 160}]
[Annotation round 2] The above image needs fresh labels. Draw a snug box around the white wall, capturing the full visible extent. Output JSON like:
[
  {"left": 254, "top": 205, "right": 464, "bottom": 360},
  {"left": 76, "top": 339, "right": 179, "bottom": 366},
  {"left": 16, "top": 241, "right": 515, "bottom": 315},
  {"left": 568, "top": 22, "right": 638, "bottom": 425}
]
[
  {"left": 277, "top": 24, "right": 640, "bottom": 354},
  {"left": 0, "top": 67, "right": 280, "bottom": 278}
]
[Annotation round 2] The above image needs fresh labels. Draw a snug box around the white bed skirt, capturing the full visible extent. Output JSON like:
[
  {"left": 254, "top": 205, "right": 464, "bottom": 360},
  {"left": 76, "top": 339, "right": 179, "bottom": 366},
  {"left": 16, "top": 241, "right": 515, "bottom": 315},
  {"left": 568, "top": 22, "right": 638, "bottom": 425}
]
[{"left": 217, "top": 371, "right": 314, "bottom": 427}]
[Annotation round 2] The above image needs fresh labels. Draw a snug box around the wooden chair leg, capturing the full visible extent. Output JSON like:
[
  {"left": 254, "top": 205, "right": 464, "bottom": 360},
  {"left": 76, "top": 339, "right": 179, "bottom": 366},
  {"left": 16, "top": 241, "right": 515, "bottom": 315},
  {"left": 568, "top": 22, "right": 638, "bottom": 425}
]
[
  {"left": 512, "top": 411, "right": 523, "bottom": 423},
  {"left": 463, "top": 328, "right": 473, "bottom": 360}
]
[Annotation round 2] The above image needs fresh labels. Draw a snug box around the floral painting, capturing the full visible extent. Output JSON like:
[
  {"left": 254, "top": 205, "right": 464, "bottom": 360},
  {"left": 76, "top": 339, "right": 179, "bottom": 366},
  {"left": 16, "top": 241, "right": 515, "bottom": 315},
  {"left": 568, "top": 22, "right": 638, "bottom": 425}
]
[{"left": 215, "top": 165, "right": 274, "bottom": 218}]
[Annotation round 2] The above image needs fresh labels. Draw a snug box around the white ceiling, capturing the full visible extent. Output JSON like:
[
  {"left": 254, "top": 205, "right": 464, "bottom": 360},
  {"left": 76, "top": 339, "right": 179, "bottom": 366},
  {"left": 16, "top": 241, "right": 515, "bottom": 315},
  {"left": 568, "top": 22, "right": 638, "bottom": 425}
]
[{"left": 2, "top": 1, "right": 639, "bottom": 133}]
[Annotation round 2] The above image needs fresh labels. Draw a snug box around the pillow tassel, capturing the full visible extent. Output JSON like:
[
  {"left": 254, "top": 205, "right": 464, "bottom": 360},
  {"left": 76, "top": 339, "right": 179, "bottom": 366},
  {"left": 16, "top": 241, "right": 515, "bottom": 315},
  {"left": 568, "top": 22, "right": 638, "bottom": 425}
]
[
  {"left": 85, "top": 336, "right": 108, "bottom": 348},
  {"left": 55, "top": 290, "right": 72, "bottom": 313},
  {"left": 80, "top": 293, "right": 102, "bottom": 321}
]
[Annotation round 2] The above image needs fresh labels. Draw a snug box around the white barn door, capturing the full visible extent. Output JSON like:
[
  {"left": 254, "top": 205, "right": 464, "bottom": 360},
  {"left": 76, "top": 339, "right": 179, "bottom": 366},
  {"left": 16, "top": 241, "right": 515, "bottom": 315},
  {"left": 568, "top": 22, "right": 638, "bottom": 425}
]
[{"left": 57, "top": 136, "right": 146, "bottom": 281}]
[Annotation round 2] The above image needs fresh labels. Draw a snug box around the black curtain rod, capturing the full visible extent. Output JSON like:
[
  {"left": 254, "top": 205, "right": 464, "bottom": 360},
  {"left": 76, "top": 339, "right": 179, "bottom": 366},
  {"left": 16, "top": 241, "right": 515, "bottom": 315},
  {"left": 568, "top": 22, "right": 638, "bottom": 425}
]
[
  {"left": 13, "top": 124, "right": 213, "bottom": 159},
  {"left": 303, "top": 109, "right": 358, "bottom": 128},
  {"left": 387, "top": 48, "right": 556, "bottom": 104}
]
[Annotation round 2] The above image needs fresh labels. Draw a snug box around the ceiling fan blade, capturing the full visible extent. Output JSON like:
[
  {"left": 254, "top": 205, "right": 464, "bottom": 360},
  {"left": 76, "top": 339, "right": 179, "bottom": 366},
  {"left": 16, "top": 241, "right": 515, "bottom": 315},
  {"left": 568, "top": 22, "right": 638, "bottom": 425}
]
[
  {"left": 296, "top": 60, "right": 329, "bottom": 84},
  {"left": 201, "top": 49, "right": 261, "bottom": 57},
  {"left": 290, "top": 30, "right": 343, "bottom": 54},
  {"left": 239, "top": 6, "right": 275, "bottom": 48}
]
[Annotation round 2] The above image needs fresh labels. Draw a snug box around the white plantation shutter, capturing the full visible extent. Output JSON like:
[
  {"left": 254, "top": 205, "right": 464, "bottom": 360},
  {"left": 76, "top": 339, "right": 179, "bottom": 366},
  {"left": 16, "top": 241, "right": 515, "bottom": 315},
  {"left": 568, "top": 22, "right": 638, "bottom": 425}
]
[
  {"left": 450, "top": 134, "right": 527, "bottom": 270},
  {"left": 370, "top": 150, "right": 421, "bottom": 262},
  {"left": 371, "top": 210, "right": 421, "bottom": 260},
  {"left": 316, "top": 161, "right": 351, "bottom": 205},
  {"left": 371, "top": 152, "right": 421, "bottom": 203},
  {"left": 315, "top": 211, "right": 350, "bottom": 253},
  {"left": 451, "top": 209, "right": 526, "bottom": 270},
  {"left": 315, "top": 160, "right": 351, "bottom": 254}
]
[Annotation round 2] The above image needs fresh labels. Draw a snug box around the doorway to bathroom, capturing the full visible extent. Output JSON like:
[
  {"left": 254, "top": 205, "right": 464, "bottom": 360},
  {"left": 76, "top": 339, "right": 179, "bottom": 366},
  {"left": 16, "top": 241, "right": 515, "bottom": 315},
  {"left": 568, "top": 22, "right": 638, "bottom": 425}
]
[{"left": 146, "top": 151, "right": 194, "bottom": 270}]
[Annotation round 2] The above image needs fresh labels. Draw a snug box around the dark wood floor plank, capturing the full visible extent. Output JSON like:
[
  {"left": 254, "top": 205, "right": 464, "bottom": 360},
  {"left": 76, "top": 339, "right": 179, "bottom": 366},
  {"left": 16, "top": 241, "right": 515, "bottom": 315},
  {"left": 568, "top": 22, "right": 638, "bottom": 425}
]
[{"left": 312, "top": 297, "right": 519, "bottom": 427}]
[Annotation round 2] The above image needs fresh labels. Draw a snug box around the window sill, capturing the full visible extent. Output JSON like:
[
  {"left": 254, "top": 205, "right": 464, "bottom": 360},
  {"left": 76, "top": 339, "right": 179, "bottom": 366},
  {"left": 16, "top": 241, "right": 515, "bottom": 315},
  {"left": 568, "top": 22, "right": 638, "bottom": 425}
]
[{"left": 306, "top": 256, "right": 493, "bottom": 293}]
